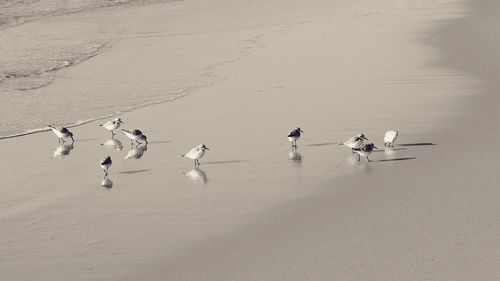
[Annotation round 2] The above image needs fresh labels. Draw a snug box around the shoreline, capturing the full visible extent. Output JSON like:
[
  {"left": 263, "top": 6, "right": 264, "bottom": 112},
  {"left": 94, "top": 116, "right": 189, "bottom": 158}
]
[{"left": 1, "top": 0, "right": 491, "bottom": 280}]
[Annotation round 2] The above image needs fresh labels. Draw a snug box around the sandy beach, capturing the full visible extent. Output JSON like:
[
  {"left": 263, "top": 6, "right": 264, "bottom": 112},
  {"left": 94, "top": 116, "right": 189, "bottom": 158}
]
[{"left": 3, "top": 0, "right": 500, "bottom": 280}]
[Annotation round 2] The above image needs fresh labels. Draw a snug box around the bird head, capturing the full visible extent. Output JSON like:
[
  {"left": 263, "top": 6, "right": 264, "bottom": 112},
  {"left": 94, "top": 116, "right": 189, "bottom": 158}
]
[
  {"left": 358, "top": 133, "right": 368, "bottom": 140},
  {"left": 201, "top": 144, "right": 210, "bottom": 151},
  {"left": 297, "top": 127, "right": 303, "bottom": 133}
]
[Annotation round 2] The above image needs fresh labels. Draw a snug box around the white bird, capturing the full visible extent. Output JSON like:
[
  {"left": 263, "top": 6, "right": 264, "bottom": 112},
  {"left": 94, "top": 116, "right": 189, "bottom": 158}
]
[
  {"left": 48, "top": 125, "right": 74, "bottom": 143},
  {"left": 384, "top": 130, "right": 398, "bottom": 147},
  {"left": 182, "top": 144, "right": 210, "bottom": 167},
  {"left": 353, "top": 143, "right": 377, "bottom": 162},
  {"left": 100, "top": 156, "right": 112, "bottom": 176},
  {"left": 340, "top": 133, "right": 368, "bottom": 153},
  {"left": 122, "top": 129, "right": 148, "bottom": 144},
  {"left": 287, "top": 127, "right": 303, "bottom": 148},
  {"left": 100, "top": 118, "right": 124, "bottom": 135}
]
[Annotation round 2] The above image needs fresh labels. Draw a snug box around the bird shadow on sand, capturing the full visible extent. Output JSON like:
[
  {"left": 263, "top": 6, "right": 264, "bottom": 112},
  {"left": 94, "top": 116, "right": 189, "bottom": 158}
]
[
  {"left": 119, "top": 169, "right": 151, "bottom": 174},
  {"left": 306, "top": 142, "right": 339, "bottom": 147},
  {"left": 147, "top": 140, "right": 172, "bottom": 144},
  {"left": 76, "top": 138, "right": 99, "bottom": 142},
  {"left": 396, "top": 143, "right": 435, "bottom": 147},
  {"left": 374, "top": 148, "right": 406, "bottom": 152},
  {"left": 377, "top": 157, "right": 416, "bottom": 162},
  {"left": 203, "top": 160, "right": 250, "bottom": 165}
]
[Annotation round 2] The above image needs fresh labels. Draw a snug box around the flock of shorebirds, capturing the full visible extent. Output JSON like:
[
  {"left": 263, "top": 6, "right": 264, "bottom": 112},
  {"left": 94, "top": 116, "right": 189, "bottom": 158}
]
[{"left": 48, "top": 118, "right": 399, "bottom": 181}]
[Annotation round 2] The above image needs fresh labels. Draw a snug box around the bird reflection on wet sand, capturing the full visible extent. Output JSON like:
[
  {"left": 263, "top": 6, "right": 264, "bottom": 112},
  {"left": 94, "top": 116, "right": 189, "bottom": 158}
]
[
  {"left": 101, "top": 138, "right": 123, "bottom": 151},
  {"left": 53, "top": 143, "right": 74, "bottom": 158},
  {"left": 101, "top": 175, "right": 113, "bottom": 188},
  {"left": 124, "top": 144, "right": 148, "bottom": 160},
  {"left": 183, "top": 168, "right": 208, "bottom": 184},
  {"left": 288, "top": 149, "right": 302, "bottom": 162}
]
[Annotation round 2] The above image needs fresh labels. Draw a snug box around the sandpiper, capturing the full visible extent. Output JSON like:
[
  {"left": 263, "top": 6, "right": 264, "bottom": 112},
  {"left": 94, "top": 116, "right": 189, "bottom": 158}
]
[
  {"left": 48, "top": 125, "right": 74, "bottom": 143},
  {"left": 182, "top": 144, "right": 209, "bottom": 167},
  {"left": 122, "top": 129, "right": 148, "bottom": 145},
  {"left": 287, "top": 127, "right": 303, "bottom": 148}
]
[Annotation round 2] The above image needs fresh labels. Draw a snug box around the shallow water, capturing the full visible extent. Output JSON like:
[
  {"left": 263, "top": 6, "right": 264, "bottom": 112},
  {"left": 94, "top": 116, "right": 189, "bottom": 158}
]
[{"left": 0, "top": 0, "right": 180, "bottom": 138}]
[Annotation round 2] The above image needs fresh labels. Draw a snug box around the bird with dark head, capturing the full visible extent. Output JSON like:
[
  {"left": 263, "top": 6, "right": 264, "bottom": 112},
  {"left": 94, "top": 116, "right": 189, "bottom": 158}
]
[
  {"left": 100, "top": 156, "right": 112, "bottom": 176},
  {"left": 287, "top": 127, "right": 303, "bottom": 148},
  {"left": 353, "top": 143, "right": 378, "bottom": 162},
  {"left": 48, "top": 125, "right": 74, "bottom": 143},
  {"left": 122, "top": 129, "right": 148, "bottom": 145}
]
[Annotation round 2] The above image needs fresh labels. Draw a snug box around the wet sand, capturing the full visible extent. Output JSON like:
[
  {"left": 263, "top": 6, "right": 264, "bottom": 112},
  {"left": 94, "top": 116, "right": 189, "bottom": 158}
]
[{"left": 2, "top": 0, "right": 498, "bottom": 280}]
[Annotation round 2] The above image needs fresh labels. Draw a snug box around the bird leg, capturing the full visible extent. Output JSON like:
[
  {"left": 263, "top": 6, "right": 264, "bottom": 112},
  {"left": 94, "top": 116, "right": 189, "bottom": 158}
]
[
  {"left": 102, "top": 169, "right": 108, "bottom": 175},
  {"left": 357, "top": 154, "right": 361, "bottom": 162}
]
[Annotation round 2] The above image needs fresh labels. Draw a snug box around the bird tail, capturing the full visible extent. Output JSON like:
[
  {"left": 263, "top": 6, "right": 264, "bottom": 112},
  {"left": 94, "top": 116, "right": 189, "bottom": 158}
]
[
  {"left": 99, "top": 124, "right": 103, "bottom": 127},
  {"left": 181, "top": 154, "right": 185, "bottom": 157},
  {"left": 339, "top": 143, "right": 344, "bottom": 146}
]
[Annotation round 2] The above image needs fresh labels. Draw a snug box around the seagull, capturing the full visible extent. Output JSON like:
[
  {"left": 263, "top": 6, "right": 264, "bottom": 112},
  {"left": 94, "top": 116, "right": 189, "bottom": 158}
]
[
  {"left": 99, "top": 118, "right": 124, "bottom": 135},
  {"left": 121, "top": 129, "right": 148, "bottom": 144},
  {"left": 339, "top": 133, "right": 368, "bottom": 153},
  {"left": 48, "top": 125, "right": 74, "bottom": 143},
  {"left": 287, "top": 127, "right": 303, "bottom": 148},
  {"left": 384, "top": 130, "right": 398, "bottom": 147},
  {"left": 182, "top": 144, "right": 209, "bottom": 167},
  {"left": 353, "top": 143, "right": 377, "bottom": 162},
  {"left": 100, "top": 156, "right": 112, "bottom": 176}
]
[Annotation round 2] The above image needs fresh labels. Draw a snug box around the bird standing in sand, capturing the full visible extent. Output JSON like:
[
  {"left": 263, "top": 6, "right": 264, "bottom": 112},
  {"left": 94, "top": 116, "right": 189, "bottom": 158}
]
[
  {"left": 182, "top": 144, "right": 210, "bottom": 167},
  {"left": 122, "top": 129, "right": 148, "bottom": 145},
  {"left": 287, "top": 127, "right": 303, "bottom": 148},
  {"left": 100, "top": 118, "right": 124, "bottom": 136},
  {"left": 384, "top": 130, "right": 398, "bottom": 147},
  {"left": 340, "top": 133, "right": 368, "bottom": 153},
  {"left": 100, "top": 156, "right": 112, "bottom": 176},
  {"left": 353, "top": 143, "right": 377, "bottom": 162},
  {"left": 48, "top": 125, "right": 74, "bottom": 143}
]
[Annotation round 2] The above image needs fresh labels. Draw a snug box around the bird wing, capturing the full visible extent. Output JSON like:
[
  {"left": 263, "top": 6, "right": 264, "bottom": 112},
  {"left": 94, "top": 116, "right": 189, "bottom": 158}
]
[
  {"left": 185, "top": 147, "right": 200, "bottom": 158},
  {"left": 288, "top": 129, "right": 300, "bottom": 137},
  {"left": 384, "top": 130, "right": 397, "bottom": 142}
]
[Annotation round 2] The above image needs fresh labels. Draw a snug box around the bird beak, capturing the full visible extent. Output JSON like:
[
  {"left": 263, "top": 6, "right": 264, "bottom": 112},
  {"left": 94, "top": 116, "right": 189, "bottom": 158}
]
[
  {"left": 205, "top": 147, "right": 210, "bottom": 150},
  {"left": 300, "top": 130, "right": 304, "bottom": 132},
  {"left": 374, "top": 146, "right": 378, "bottom": 149},
  {"left": 364, "top": 137, "right": 369, "bottom": 140}
]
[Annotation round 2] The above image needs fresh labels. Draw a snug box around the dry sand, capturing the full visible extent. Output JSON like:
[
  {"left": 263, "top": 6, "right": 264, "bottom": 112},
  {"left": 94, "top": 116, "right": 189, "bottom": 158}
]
[{"left": 2, "top": 0, "right": 499, "bottom": 280}]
